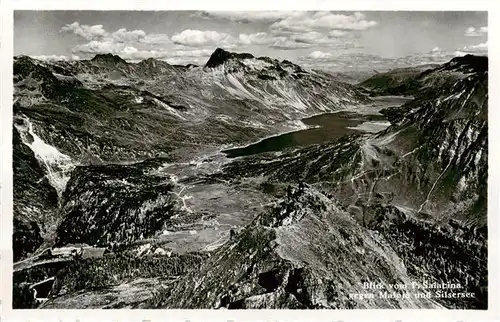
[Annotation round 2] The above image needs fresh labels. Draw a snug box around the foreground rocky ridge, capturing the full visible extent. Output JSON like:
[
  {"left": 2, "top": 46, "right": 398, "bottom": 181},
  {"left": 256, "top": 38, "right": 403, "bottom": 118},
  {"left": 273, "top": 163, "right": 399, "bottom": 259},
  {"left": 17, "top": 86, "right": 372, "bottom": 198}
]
[
  {"left": 12, "top": 51, "right": 488, "bottom": 309},
  {"left": 155, "top": 184, "right": 441, "bottom": 309},
  {"left": 154, "top": 184, "right": 485, "bottom": 309}
]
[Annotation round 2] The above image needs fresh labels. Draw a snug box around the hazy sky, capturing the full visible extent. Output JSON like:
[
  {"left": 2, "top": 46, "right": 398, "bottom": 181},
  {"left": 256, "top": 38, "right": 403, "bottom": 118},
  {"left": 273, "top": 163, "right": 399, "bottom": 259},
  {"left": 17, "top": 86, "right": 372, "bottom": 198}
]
[{"left": 14, "top": 11, "right": 488, "bottom": 71}]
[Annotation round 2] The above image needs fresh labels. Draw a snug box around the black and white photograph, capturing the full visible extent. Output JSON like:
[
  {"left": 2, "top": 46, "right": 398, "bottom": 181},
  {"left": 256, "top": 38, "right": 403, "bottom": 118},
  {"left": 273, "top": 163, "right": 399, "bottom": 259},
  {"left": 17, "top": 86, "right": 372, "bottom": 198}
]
[{"left": 6, "top": 8, "right": 491, "bottom": 312}]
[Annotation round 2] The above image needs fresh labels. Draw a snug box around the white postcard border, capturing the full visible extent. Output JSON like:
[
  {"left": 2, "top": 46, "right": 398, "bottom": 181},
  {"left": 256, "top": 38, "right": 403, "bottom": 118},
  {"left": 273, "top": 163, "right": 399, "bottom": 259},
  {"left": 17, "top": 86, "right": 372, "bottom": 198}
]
[{"left": 1, "top": 1, "right": 498, "bottom": 321}]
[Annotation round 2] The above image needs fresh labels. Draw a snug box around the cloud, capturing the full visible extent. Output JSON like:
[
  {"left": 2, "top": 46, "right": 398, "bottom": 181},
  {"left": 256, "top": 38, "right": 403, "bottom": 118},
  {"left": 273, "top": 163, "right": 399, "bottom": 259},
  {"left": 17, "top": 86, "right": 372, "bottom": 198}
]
[
  {"left": 196, "top": 11, "right": 308, "bottom": 23},
  {"left": 464, "top": 26, "right": 488, "bottom": 37},
  {"left": 119, "top": 46, "right": 170, "bottom": 60},
  {"left": 164, "top": 57, "right": 206, "bottom": 65},
  {"left": 32, "top": 54, "right": 81, "bottom": 61},
  {"left": 269, "top": 38, "right": 314, "bottom": 50},
  {"left": 263, "top": 13, "right": 364, "bottom": 49},
  {"left": 299, "top": 47, "right": 478, "bottom": 72},
  {"left": 458, "top": 42, "right": 488, "bottom": 55},
  {"left": 428, "top": 43, "right": 488, "bottom": 59},
  {"left": 301, "top": 51, "right": 380, "bottom": 63},
  {"left": 300, "top": 52, "right": 397, "bottom": 71},
  {"left": 73, "top": 40, "right": 124, "bottom": 55},
  {"left": 110, "top": 28, "right": 147, "bottom": 43},
  {"left": 71, "top": 34, "right": 213, "bottom": 62},
  {"left": 329, "top": 30, "right": 348, "bottom": 38},
  {"left": 289, "top": 31, "right": 327, "bottom": 44},
  {"left": 196, "top": 11, "right": 373, "bottom": 52},
  {"left": 238, "top": 31, "right": 343, "bottom": 48},
  {"left": 61, "top": 22, "right": 107, "bottom": 40},
  {"left": 169, "top": 49, "right": 213, "bottom": 57},
  {"left": 72, "top": 41, "right": 171, "bottom": 61},
  {"left": 463, "top": 42, "right": 488, "bottom": 51},
  {"left": 61, "top": 22, "right": 151, "bottom": 44},
  {"left": 271, "top": 11, "right": 377, "bottom": 33},
  {"left": 306, "top": 51, "right": 333, "bottom": 60},
  {"left": 236, "top": 30, "right": 356, "bottom": 50},
  {"left": 60, "top": 18, "right": 364, "bottom": 62},
  {"left": 61, "top": 21, "right": 173, "bottom": 61},
  {"left": 396, "top": 44, "right": 487, "bottom": 68},
  {"left": 171, "top": 29, "right": 234, "bottom": 47},
  {"left": 140, "top": 33, "right": 171, "bottom": 45},
  {"left": 398, "top": 52, "right": 454, "bottom": 66},
  {"left": 238, "top": 32, "right": 277, "bottom": 45}
]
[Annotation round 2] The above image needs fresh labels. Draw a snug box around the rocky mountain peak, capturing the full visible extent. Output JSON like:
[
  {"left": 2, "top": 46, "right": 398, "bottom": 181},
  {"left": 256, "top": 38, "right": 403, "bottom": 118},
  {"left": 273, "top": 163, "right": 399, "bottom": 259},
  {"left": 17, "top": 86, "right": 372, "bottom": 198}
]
[
  {"left": 445, "top": 54, "right": 488, "bottom": 73},
  {"left": 140, "top": 57, "right": 160, "bottom": 64},
  {"left": 137, "top": 57, "right": 172, "bottom": 70},
  {"left": 91, "top": 53, "right": 127, "bottom": 66},
  {"left": 205, "top": 48, "right": 255, "bottom": 68}
]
